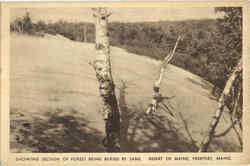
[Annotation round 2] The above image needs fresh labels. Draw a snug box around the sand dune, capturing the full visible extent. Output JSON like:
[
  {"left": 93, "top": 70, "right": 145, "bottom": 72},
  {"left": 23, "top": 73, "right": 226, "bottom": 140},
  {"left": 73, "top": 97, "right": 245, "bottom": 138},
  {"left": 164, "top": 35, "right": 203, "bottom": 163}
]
[{"left": 10, "top": 34, "right": 241, "bottom": 152}]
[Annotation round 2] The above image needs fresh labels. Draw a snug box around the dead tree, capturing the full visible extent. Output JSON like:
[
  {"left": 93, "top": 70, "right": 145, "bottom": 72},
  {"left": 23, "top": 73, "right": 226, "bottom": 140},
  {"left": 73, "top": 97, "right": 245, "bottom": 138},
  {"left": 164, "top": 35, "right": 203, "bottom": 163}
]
[
  {"left": 199, "top": 58, "right": 242, "bottom": 152},
  {"left": 146, "top": 36, "right": 181, "bottom": 115},
  {"left": 91, "top": 8, "right": 120, "bottom": 152}
]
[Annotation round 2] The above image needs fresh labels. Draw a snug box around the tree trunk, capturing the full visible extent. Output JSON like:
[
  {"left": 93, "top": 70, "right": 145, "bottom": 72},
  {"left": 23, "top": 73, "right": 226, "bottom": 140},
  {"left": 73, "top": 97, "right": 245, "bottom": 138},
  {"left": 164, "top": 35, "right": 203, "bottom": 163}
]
[
  {"left": 199, "top": 58, "right": 242, "bottom": 152},
  {"left": 146, "top": 36, "right": 180, "bottom": 114},
  {"left": 92, "top": 8, "right": 120, "bottom": 152}
]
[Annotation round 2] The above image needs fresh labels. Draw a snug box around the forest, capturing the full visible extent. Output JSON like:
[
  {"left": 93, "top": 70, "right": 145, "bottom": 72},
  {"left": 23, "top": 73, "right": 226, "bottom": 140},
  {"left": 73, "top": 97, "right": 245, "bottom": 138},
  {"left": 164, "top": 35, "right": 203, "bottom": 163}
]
[{"left": 10, "top": 7, "right": 242, "bottom": 95}]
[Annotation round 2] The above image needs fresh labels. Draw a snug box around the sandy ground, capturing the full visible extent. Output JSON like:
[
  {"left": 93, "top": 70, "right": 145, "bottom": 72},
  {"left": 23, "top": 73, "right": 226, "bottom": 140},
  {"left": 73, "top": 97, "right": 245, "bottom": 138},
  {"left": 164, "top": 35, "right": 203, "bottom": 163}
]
[{"left": 9, "top": 33, "right": 241, "bottom": 152}]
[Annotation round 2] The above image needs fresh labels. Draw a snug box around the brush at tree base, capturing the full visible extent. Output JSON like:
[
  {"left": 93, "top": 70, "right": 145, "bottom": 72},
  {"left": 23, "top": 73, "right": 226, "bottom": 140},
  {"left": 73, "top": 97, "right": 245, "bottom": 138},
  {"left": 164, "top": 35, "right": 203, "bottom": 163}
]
[
  {"left": 91, "top": 8, "right": 120, "bottom": 152},
  {"left": 146, "top": 36, "right": 181, "bottom": 115},
  {"left": 199, "top": 58, "right": 242, "bottom": 152}
]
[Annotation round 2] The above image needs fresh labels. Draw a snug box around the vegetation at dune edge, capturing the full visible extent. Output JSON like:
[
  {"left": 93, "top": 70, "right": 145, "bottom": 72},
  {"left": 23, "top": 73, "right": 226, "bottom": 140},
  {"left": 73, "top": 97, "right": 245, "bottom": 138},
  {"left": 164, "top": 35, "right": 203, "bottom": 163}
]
[{"left": 10, "top": 7, "right": 242, "bottom": 96}]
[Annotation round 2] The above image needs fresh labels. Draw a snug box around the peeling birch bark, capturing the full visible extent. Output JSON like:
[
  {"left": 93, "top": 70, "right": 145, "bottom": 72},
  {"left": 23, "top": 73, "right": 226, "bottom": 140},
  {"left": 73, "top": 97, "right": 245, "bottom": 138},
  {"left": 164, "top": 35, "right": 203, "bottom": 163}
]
[
  {"left": 92, "top": 8, "right": 120, "bottom": 152},
  {"left": 146, "top": 36, "right": 181, "bottom": 115},
  {"left": 199, "top": 58, "right": 242, "bottom": 152}
]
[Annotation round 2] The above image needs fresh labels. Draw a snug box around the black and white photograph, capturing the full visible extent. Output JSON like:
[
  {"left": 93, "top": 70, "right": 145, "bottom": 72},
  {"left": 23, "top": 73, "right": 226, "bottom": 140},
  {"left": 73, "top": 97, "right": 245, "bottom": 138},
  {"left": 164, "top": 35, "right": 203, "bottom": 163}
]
[{"left": 9, "top": 6, "right": 243, "bottom": 153}]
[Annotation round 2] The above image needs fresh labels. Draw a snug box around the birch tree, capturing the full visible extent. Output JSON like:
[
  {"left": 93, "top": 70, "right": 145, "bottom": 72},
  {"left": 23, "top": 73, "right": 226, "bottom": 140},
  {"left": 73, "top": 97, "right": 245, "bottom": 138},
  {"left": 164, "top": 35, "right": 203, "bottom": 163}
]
[
  {"left": 146, "top": 36, "right": 181, "bottom": 115},
  {"left": 199, "top": 58, "right": 242, "bottom": 152},
  {"left": 91, "top": 8, "right": 120, "bottom": 152}
]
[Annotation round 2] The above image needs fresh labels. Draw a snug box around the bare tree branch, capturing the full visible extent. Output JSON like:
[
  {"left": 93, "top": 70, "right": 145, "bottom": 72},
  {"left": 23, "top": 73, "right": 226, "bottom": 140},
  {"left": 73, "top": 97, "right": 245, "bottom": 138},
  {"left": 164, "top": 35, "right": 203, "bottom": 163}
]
[{"left": 213, "top": 120, "right": 238, "bottom": 137}]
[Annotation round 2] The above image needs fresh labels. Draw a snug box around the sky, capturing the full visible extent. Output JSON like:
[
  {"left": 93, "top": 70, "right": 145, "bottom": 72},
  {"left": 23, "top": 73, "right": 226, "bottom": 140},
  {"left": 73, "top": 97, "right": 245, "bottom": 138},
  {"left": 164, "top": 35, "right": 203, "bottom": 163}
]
[{"left": 11, "top": 7, "right": 223, "bottom": 23}]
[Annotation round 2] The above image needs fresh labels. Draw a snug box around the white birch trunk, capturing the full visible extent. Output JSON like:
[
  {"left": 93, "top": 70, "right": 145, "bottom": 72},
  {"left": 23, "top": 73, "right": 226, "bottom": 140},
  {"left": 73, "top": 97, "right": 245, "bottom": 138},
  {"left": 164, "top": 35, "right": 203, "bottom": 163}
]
[
  {"left": 92, "top": 8, "right": 120, "bottom": 152},
  {"left": 146, "top": 36, "right": 181, "bottom": 114},
  {"left": 199, "top": 58, "right": 242, "bottom": 152}
]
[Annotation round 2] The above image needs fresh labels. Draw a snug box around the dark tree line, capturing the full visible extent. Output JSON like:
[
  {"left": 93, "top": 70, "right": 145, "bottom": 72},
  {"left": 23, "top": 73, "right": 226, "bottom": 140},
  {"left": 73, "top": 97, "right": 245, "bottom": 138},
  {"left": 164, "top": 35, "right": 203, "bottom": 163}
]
[{"left": 10, "top": 7, "right": 242, "bottom": 97}]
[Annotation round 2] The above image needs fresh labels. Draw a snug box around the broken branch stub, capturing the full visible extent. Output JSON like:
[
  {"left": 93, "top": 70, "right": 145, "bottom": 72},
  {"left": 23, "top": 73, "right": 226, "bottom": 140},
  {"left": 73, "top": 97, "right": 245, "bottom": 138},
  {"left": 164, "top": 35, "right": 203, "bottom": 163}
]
[{"left": 92, "top": 8, "right": 120, "bottom": 152}]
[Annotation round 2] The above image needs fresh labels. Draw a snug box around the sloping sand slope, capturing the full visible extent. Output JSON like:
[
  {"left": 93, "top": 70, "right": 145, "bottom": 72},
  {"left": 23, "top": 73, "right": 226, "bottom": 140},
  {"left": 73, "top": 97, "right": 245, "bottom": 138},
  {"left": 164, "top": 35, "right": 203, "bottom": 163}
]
[{"left": 10, "top": 34, "right": 241, "bottom": 152}]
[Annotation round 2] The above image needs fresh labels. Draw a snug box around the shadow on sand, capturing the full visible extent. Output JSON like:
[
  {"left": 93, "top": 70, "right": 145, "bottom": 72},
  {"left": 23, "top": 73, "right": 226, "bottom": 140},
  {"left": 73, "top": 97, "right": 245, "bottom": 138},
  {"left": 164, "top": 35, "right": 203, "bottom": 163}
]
[
  {"left": 10, "top": 80, "right": 241, "bottom": 153},
  {"left": 10, "top": 108, "right": 105, "bottom": 153},
  {"left": 118, "top": 80, "right": 198, "bottom": 152}
]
